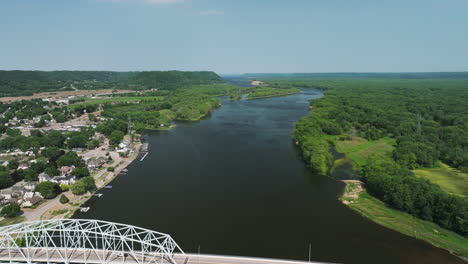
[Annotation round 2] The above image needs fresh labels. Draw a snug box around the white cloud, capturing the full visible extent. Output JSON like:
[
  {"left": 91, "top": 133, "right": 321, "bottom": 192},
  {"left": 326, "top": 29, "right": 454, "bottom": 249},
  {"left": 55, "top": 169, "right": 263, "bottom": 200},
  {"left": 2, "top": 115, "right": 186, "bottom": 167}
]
[{"left": 199, "top": 10, "right": 224, "bottom": 16}]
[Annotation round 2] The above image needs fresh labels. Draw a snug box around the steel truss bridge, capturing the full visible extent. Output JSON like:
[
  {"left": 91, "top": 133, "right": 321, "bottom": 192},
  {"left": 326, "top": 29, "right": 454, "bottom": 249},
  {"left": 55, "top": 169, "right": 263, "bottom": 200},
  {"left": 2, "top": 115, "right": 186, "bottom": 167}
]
[
  {"left": 0, "top": 219, "right": 184, "bottom": 264},
  {"left": 0, "top": 219, "right": 328, "bottom": 264}
]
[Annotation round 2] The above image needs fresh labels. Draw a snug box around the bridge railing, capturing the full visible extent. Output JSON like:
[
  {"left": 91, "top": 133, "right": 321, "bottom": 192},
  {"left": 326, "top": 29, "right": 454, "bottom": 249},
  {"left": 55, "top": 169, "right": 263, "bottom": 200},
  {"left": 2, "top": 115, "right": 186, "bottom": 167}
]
[{"left": 0, "top": 219, "right": 185, "bottom": 264}]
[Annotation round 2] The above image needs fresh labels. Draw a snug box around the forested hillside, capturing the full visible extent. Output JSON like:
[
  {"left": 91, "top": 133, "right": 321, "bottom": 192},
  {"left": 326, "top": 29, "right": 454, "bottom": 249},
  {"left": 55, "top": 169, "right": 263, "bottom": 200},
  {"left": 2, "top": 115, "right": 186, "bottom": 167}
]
[
  {"left": 0, "top": 70, "right": 224, "bottom": 96},
  {"left": 289, "top": 78, "right": 468, "bottom": 237}
]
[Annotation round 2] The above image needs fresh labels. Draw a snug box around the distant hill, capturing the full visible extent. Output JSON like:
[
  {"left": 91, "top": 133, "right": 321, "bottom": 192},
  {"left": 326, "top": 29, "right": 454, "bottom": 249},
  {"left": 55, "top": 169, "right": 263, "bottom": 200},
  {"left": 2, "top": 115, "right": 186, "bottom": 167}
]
[
  {"left": 0, "top": 70, "right": 224, "bottom": 97},
  {"left": 128, "top": 71, "right": 224, "bottom": 89},
  {"left": 244, "top": 72, "right": 468, "bottom": 80}
]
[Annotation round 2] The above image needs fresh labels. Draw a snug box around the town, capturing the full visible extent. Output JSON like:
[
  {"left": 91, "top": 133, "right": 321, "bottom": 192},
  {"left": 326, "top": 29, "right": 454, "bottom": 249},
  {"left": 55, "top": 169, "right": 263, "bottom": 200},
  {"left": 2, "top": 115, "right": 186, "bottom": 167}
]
[{"left": 0, "top": 93, "right": 142, "bottom": 224}]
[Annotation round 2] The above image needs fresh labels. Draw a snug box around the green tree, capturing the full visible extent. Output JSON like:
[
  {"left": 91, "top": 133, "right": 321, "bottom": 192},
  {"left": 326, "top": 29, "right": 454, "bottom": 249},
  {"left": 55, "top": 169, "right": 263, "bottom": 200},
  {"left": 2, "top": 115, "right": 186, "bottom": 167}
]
[
  {"left": 45, "top": 131, "right": 66, "bottom": 147},
  {"left": 41, "top": 147, "right": 63, "bottom": 161},
  {"left": 44, "top": 166, "right": 60, "bottom": 177},
  {"left": 70, "top": 176, "right": 96, "bottom": 195},
  {"left": 67, "top": 134, "right": 88, "bottom": 149},
  {"left": 88, "top": 113, "right": 97, "bottom": 122},
  {"left": 35, "top": 182, "right": 59, "bottom": 199},
  {"left": 0, "top": 171, "right": 14, "bottom": 189},
  {"left": 23, "top": 169, "right": 39, "bottom": 182},
  {"left": 7, "top": 160, "right": 19, "bottom": 170},
  {"left": 0, "top": 203, "right": 21, "bottom": 218},
  {"left": 87, "top": 139, "right": 100, "bottom": 150},
  {"left": 6, "top": 128, "right": 21, "bottom": 137},
  {"left": 109, "top": 130, "right": 125, "bottom": 146},
  {"left": 57, "top": 151, "right": 84, "bottom": 167},
  {"left": 71, "top": 167, "right": 90, "bottom": 178}
]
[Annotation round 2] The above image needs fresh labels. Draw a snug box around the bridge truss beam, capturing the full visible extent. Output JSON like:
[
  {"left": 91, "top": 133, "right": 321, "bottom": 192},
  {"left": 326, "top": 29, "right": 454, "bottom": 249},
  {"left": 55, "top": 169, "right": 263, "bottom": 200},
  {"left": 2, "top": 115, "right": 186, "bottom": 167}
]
[{"left": 0, "top": 219, "right": 184, "bottom": 264}]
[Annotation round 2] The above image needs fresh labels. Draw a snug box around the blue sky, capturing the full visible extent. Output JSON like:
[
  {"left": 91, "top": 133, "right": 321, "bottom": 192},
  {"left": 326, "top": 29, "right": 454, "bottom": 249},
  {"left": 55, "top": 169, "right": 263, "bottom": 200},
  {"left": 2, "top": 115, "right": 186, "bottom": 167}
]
[{"left": 1, "top": 0, "right": 467, "bottom": 73}]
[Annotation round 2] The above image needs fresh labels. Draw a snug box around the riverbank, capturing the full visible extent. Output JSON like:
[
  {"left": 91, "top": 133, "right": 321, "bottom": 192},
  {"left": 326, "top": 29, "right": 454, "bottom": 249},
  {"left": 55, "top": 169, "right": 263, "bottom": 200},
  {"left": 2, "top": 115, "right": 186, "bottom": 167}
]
[
  {"left": 333, "top": 137, "right": 468, "bottom": 259},
  {"left": 340, "top": 181, "right": 468, "bottom": 259},
  {"left": 20, "top": 141, "right": 143, "bottom": 222}
]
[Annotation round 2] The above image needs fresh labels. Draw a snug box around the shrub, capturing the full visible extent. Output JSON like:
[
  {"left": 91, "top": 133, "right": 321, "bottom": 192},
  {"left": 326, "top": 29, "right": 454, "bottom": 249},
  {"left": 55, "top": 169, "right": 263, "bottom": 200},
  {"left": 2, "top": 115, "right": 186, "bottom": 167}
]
[
  {"left": 59, "top": 184, "right": 69, "bottom": 192},
  {"left": 59, "top": 194, "right": 69, "bottom": 204}
]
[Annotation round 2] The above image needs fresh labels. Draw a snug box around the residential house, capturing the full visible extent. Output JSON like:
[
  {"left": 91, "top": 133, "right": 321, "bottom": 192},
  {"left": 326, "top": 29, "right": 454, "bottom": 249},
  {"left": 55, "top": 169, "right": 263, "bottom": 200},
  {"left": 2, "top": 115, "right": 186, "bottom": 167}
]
[
  {"left": 24, "top": 182, "right": 36, "bottom": 191},
  {"left": 11, "top": 186, "right": 27, "bottom": 198},
  {"left": 87, "top": 159, "right": 99, "bottom": 170},
  {"left": 87, "top": 156, "right": 108, "bottom": 170},
  {"left": 60, "top": 166, "right": 74, "bottom": 175},
  {"left": 0, "top": 195, "right": 7, "bottom": 205},
  {"left": 51, "top": 175, "right": 76, "bottom": 185},
  {"left": 119, "top": 140, "right": 131, "bottom": 149},
  {"left": 18, "top": 162, "right": 30, "bottom": 170},
  {"left": 96, "top": 156, "right": 109, "bottom": 166},
  {"left": 22, "top": 196, "right": 43, "bottom": 208},
  {"left": 23, "top": 191, "right": 34, "bottom": 200},
  {"left": 39, "top": 172, "right": 52, "bottom": 182},
  {"left": 72, "top": 148, "right": 85, "bottom": 153},
  {"left": 0, "top": 191, "right": 12, "bottom": 200}
]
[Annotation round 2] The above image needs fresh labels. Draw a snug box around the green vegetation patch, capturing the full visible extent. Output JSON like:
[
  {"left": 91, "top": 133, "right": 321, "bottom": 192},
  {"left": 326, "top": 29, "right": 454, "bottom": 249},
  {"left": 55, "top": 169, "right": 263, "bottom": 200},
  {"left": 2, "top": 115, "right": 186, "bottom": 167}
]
[
  {"left": 71, "top": 96, "right": 165, "bottom": 108},
  {"left": 414, "top": 164, "right": 468, "bottom": 196},
  {"left": 342, "top": 183, "right": 468, "bottom": 258},
  {"left": 247, "top": 87, "right": 300, "bottom": 99},
  {"left": 335, "top": 136, "right": 395, "bottom": 167},
  {"left": 0, "top": 215, "right": 25, "bottom": 227}
]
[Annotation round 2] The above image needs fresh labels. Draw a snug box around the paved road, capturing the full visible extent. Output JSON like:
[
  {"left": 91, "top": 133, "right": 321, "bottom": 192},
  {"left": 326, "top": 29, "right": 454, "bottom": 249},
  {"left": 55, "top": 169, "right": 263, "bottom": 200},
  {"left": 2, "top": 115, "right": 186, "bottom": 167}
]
[
  {"left": 22, "top": 195, "right": 61, "bottom": 221},
  {"left": 0, "top": 249, "right": 330, "bottom": 264}
]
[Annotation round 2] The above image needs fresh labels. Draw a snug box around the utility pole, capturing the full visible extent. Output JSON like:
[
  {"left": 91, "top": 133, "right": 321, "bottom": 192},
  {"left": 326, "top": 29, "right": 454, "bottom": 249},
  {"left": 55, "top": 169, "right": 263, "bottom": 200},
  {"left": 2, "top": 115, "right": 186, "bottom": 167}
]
[
  {"left": 308, "top": 243, "right": 311, "bottom": 263},
  {"left": 198, "top": 245, "right": 201, "bottom": 264}
]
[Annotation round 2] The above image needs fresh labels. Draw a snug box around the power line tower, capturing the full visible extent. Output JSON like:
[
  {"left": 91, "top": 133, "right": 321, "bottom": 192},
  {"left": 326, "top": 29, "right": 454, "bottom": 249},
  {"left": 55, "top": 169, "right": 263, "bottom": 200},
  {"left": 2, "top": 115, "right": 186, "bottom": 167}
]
[
  {"left": 416, "top": 113, "right": 422, "bottom": 135},
  {"left": 127, "top": 115, "right": 133, "bottom": 143}
]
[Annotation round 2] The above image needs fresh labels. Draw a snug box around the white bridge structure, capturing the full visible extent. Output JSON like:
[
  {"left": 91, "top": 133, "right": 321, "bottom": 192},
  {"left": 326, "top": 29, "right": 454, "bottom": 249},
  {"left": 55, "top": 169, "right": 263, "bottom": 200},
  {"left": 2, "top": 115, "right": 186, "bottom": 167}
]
[{"left": 0, "top": 219, "right": 184, "bottom": 264}]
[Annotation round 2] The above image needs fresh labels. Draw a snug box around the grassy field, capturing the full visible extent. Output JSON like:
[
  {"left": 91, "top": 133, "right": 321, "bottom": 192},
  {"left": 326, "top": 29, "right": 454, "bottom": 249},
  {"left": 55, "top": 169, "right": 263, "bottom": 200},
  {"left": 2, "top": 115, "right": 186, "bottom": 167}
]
[
  {"left": 0, "top": 216, "right": 25, "bottom": 227},
  {"left": 71, "top": 96, "right": 165, "bottom": 108},
  {"left": 414, "top": 164, "right": 468, "bottom": 196},
  {"left": 335, "top": 136, "right": 395, "bottom": 167},
  {"left": 341, "top": 182, "right": 468, "bottom": 258}
]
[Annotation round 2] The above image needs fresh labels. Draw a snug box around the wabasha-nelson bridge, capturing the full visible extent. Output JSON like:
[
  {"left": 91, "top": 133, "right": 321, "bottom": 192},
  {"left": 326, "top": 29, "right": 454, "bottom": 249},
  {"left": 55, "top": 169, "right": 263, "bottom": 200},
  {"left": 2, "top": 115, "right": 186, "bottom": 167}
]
[{"left": 0, "top": 219, "right": 327, "bottom": 264}]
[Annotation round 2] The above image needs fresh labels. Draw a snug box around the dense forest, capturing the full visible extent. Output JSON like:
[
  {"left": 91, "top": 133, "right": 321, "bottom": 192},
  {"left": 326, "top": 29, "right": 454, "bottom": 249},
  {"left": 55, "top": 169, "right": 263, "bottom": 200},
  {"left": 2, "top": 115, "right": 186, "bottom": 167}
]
[
  {"left": 290, "top": 78, "right": 468, "bottom": 237},
  {"left": 0, "top": 70, "right": 224, "bottom": 96}
]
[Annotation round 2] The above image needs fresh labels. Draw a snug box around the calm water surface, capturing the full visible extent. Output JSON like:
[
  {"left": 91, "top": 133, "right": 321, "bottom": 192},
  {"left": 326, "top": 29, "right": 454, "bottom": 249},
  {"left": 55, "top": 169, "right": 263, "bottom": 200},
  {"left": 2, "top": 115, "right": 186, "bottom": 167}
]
[{"left": 75, "top": 89, "right": 463, "bottom": 264}]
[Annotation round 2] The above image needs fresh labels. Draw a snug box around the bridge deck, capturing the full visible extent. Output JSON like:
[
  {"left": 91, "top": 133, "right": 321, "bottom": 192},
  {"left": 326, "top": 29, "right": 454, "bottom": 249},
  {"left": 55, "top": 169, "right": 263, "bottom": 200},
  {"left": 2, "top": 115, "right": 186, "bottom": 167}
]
[
  {"left": 173, "top": 254, "right": 329, "bottom": 264},
  {"left": 0, "top": 249, "right": 328, "bottom": 264}
]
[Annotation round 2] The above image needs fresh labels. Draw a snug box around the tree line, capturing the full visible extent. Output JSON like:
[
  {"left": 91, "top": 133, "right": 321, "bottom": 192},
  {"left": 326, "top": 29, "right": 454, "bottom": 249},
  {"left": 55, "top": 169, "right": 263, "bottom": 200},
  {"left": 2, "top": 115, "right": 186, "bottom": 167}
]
[
  {"left": 0, "top": 70, "right": 224, "bottom": 96},
  {"left": 290, "top": 78, "right": 468, "bottom": 237}
]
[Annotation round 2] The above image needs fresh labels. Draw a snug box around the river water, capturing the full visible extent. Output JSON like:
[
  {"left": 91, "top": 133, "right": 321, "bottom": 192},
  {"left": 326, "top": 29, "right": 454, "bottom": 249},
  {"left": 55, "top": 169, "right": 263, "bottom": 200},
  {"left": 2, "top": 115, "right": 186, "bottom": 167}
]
[{"left": 74, "top": 88, "right": 463, "bottom": 264}]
